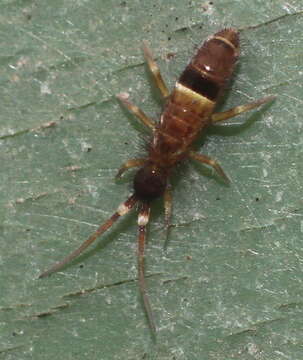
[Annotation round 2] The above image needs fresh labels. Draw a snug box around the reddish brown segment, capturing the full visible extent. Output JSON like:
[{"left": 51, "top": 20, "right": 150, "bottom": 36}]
[{"left": 149, "top": 29, "right": 239, "bottom": 169}]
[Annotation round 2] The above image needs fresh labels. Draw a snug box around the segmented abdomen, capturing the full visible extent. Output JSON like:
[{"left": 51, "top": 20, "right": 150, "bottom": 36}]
[{"left": 150, "top": 28, "right": 240, "bottom": 168}]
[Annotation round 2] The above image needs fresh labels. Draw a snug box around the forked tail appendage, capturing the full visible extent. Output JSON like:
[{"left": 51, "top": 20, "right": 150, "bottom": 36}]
[
  {"left": 137, "top": 202, "right": 156, "bottom": 337},
  {"left": 39, "top": 195, "right": 137, "bottom": 278}
]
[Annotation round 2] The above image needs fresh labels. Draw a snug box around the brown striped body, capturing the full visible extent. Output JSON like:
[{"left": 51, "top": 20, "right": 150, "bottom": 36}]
[
  {"left": 149, "top": 29, "right": 239, "bottom": 169},
  {"left": 40, "top": 28, "right": 274, "bottom": 336}
]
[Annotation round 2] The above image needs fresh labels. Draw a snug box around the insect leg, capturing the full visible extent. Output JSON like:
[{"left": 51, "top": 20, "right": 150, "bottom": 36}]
[
  {"left": 143, "top": 41, "right": 170, "bottom": 98},
  {"left": 137, "top": 202, "right": 156, "bottom": 336},
  {"left": 189, "top": 151, "right": 229, "bottom": 182},
  {"left": 163, "top": 184, "right": 173, "bottom": 250},
  {"left": 39, "top": 195, "right": 138, "bottom": 278},
  {"left": 117, "top": 92, "right": 156, "bottom": 131},
  {"left": 116, "top": 158, "right": 147, "bottom": 178},
  {"left": 211, "top": 95, "right": 275, "bottom": 123}
]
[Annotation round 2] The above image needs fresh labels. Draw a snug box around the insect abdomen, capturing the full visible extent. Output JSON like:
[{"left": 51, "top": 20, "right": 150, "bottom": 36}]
[
  {"left": 150, "top": 29, "right": 240, "bottom": 167},
  {"left": 180, "top": 28, "right": 240, "bottom": 100}
]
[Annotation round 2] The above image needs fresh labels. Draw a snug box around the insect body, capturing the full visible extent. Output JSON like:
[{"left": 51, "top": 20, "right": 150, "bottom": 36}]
[{"left": 40, "top": 29, "right": 274, "bottom": 337}]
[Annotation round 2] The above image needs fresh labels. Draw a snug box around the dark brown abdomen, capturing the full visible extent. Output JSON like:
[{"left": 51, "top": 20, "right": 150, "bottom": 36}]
[{"left": 149, "top": 28, "right": 239, "bottom": 168}]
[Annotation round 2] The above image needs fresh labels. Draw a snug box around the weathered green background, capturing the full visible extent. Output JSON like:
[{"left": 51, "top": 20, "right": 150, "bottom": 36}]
[{"left": 1, "top": 0, "right": 302, "bottom": 359}]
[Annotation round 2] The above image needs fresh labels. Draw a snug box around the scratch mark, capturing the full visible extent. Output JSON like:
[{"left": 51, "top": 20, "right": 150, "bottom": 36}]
[
  {"left": 162, "top": 276, "right": 188, "bottom": 285},
  {"left": 63, "top": 273, "right": 162, "bottom": 299},
  {"left": 25, "top": 212, "right": 102, "bottom": 228},
  {"left": 239, "top": 11, "right": 303, "bottom": 31},
  {"left": 0, "top": 344, "right": 26, "bottom": 354},
  {"left": 278, "top": 301, "right": 303, "bottom": 311},
  {"left": 27, "top": 303, "right": 69, "bottom": 319},
  {"left": 18, "top": 28, "right": 76, "bottom": 68}
]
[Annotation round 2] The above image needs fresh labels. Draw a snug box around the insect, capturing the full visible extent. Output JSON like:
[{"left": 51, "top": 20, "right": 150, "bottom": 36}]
[{"left": 39, "top": 28, "right": 274, "bottom": 337}]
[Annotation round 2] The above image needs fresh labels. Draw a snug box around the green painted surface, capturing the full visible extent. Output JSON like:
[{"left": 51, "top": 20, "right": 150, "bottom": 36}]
[{"left": 0, "top": 1, "right": 302, "bottom": 359}]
